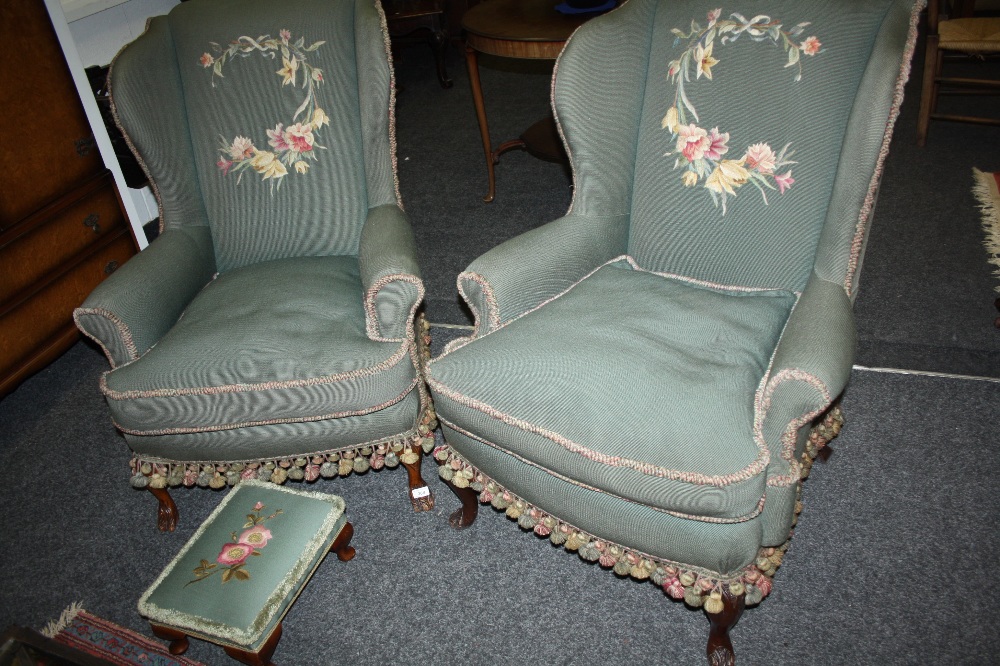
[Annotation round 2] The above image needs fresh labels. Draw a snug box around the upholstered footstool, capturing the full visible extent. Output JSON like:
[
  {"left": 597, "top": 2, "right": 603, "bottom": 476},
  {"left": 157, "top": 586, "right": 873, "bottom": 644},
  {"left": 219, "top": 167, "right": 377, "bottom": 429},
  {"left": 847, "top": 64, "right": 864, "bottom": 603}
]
[{"left": 138, "top": 480, "right": 355, "bottom": 666}]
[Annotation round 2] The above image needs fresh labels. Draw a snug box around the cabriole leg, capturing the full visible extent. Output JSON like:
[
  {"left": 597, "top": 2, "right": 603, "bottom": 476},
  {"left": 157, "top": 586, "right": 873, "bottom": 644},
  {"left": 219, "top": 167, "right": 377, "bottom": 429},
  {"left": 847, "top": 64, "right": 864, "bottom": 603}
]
[
  {"left": 706, "top": 589, "right": 745, "bottom": 666},
  {"left": 446, "top": 479, "right": 478, "bottom": 530},
  {"left": 148, "top": 487, "right": 178, "bottom": 532},
  {"left": 150, "top": 624, "right": 188, "bottom": 655},
  {"left": 402, "top": 449, "right": 435, "bottom": 512},
  {"left": 330, "top": 521, "right": 356, "bottom": 562}
]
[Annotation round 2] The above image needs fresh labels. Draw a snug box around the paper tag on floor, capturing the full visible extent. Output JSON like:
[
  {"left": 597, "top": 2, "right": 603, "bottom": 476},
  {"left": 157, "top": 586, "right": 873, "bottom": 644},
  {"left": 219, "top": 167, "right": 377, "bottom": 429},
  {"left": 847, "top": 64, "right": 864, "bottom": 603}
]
[{"left": 411, "top": 486, "right": 431, "bottom": 499}]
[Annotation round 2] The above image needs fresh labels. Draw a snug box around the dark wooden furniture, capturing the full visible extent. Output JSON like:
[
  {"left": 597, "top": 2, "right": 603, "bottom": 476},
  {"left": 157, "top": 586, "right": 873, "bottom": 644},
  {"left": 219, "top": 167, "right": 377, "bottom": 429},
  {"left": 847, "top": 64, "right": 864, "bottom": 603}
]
[
  {"left": 0, "top": 0, "right": 136, "bottom": 399},
  {"left": 916, "top": 0, "right": 1000, "bottom": 146},
  {"left": 461, "top": 0, "right": 599, "bottom": 202},
  {"left": 382, "top": 0, "right": 453, "bottom": 89}
]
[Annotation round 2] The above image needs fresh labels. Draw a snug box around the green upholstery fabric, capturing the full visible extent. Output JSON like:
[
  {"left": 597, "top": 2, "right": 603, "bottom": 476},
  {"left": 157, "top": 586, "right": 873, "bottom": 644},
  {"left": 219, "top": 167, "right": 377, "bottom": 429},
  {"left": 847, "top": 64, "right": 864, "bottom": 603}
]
[
  {"left": 157, "top": 0, "right": 368, "bottom": 272},
  {"left": 74, "top": 0, "right": 425, "bottom": 470},
  {"left": 75, "top": 227, "right": 217, "bottom": 366},
  {"left": 434, "top": 260, "right": 796, "bottom": 519},
  {"left": 139, "top": 481, "right": 347, "bottom": 649},
  {"left": 125, "top": 391, "right": 421, "bottom": 463},
  {"left": 428, "top": 0, "right": 920, "bottom": 580},
  {"left": 442, "top": 424, "right": 763, "bottom": 576},
  {"left": 626, "top": 2, "right": 894, "bottom": 290},
  {"left": 459, "top": 213, "right": 629, "bottom": 335},
  {"left": 359, "top": 204, "right": 424, "bottom": 340},
  {"left": 103, "top": 256, "right": 416, "bottom": 435}
]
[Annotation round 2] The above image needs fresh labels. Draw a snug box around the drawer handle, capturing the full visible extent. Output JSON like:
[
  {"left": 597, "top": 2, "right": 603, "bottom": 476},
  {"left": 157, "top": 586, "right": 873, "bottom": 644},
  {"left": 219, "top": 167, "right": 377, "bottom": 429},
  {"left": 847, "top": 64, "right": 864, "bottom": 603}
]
[
  {"left": 75, "top": 136, "right": 96, "bottom": 156},
  {"left": 83, "top": 214, "right": 101, "bottom": 233},
  {"left": 104, "top": 260, "right": 119, "bottom": 275}
]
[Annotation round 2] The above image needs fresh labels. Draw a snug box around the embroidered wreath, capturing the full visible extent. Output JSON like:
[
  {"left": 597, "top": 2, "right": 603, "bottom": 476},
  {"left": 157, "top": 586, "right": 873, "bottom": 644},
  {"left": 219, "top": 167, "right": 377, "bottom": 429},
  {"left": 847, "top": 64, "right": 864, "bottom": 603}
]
[
  {"left": 200, "top": 30, "right": 328, "bottom": 191},
  {"left": 662, "top": 9, "right": 824, "bottom": 214}
]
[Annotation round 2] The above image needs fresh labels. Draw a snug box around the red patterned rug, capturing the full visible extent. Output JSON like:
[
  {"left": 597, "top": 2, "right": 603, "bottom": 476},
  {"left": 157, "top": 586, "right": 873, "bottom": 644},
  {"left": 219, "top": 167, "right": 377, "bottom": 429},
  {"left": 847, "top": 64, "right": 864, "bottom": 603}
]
[{"left": 42, "top": 603, "right": 206, "bottom": 666}]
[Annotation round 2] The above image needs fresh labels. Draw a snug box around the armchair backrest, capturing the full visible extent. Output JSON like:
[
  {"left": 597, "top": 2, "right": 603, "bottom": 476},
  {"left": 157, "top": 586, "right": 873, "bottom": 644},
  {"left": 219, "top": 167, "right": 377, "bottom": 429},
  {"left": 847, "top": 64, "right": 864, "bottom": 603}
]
[
  {"left": 110, "top": 0, "right": 398, "bottom": 273},
  {"left": 554, "top": 0, "right": 919, "bottom": 294}
]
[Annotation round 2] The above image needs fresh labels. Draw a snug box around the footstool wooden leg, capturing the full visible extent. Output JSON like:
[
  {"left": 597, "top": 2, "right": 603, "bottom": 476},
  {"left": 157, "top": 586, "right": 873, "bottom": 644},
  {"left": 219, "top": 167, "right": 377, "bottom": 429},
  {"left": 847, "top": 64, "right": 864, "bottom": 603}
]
[
  {"left": 149, "top": 624, "right": 189, "bottom": 655},
  {"left": 402, "top": 449, "right": 435, "bottom": 512},
  {"left": 223, "top": 622, "right": 282, "bottom": 666},
  {"left": 330, "top": 521, "right": 356, "bottom": 561}
]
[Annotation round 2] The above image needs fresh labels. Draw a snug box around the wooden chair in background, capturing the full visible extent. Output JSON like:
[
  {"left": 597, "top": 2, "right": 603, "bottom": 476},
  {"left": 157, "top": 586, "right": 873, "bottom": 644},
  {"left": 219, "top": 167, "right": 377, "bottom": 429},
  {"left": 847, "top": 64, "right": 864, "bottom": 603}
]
[{"left": 917, "top": 0, "right": 1000, "bottom": 145}]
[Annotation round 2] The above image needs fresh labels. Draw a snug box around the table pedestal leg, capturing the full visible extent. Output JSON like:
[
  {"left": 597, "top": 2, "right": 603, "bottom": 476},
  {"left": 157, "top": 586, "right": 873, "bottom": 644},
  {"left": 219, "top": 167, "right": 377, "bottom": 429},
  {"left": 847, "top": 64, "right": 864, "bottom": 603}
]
[{"left": 465, "top": 44, "right": 497, "bottom": 203}]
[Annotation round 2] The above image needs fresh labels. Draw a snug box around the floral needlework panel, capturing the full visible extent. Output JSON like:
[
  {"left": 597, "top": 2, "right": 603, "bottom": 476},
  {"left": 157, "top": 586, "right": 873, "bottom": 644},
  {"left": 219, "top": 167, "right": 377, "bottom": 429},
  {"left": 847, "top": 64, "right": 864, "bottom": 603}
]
[
  {"left": 138, "top": 482, "right": 346, "bottom": 642},
  {"left": 628, "top": 1, "right": 888, "bottom": 287},
  {"left": 159, "top": 0, "right": 369, "bottom": 270},
  {"left": 661, "top": 8, "right": 824, "bottom": 215},
  {"left": 186, "top": 501, "right": 283, "bottom": 587},
  {"left": 201, "top": 30, "right": 330, "bottom": 191}
]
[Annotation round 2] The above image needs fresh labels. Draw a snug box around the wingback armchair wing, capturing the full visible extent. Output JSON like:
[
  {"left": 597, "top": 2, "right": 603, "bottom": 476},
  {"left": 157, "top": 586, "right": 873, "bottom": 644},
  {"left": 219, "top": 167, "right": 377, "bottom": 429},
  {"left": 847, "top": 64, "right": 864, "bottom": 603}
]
[
  {"left": 426, "top": 0, "right": 921, "bottom": 661},
  {"left": 73, "top": 0, "right": 436, "bottom": 531}
]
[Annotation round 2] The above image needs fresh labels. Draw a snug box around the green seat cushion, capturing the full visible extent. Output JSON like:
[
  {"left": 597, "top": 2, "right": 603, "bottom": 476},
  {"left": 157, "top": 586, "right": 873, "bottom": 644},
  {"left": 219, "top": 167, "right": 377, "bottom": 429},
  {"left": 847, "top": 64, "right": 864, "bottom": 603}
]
[
  {"left": 103, "top": 255, "right": 417, "bottom": 437},
  {"left": 441, "top": 423, "right": 763, "bottom": 575},
  {"left": 139, "top": 480, "right": 347, "bottom": 650},
  {"left": 428, "top": 259, "right": 797, "bottom": 520}
]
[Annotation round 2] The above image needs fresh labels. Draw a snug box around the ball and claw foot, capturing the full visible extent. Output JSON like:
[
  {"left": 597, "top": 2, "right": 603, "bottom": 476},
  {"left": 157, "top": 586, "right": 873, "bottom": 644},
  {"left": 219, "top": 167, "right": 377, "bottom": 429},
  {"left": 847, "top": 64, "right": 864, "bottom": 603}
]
[
  {"left": 448, "top": 504, "right": 477, "bottom": 530},
  {"left": 410, "top": 488, "right": 435, "bottom": 513},
  {"left": 149, "top": 487, "right": 178, "bottom": 532},
  {"left": 446, "top": 482, "right": 479, "bottom": 530},
  {"left": 706, "top": 589, "right": 745, "bottom": 666}
]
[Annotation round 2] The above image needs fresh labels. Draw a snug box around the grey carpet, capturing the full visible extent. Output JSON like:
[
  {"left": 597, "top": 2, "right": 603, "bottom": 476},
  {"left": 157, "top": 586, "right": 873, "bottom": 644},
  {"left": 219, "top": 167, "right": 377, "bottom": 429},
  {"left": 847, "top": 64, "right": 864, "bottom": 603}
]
[
  {"left": 852, "top": 70, "right": 1000, "bottom": 377},
  {"left": 1, "top": 337, "right": 998, "bottom": 665},
  {"left": 2, "top": 26, "right": 999, "bottom": 666}
]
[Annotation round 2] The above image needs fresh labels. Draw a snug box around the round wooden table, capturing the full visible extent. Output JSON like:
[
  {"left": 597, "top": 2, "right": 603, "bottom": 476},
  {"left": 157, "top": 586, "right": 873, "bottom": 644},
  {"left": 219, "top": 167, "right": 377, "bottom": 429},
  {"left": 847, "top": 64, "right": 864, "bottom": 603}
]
[{"left": 462, "top": 0, "right": 599, "bottom": 202}]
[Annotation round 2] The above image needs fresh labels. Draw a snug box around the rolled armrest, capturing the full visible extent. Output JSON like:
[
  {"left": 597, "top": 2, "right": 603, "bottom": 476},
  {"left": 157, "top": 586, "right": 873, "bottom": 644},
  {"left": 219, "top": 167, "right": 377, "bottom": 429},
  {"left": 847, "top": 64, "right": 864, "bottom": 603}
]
[
  {"left": 458, "top": 212, "right": 629, "bottom": 335},
  {"left": 358, "top": 204, "right": 424, "bottom": 341},
  {"left": 757, "top": 272, "right": 857, "bottom": 475},
  {"left": 73, "top": 226, "right": 216, "bottom": 367}
]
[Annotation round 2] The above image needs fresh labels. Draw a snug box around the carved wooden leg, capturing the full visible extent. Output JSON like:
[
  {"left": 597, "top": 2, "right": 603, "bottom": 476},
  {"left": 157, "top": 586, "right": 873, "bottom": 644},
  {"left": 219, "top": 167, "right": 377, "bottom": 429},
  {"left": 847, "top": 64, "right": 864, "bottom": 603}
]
[
  {"left": 149, "top": 624, "right": 189, "bottom": 655},
  {"left": 330, "top": 521, "right": 356, "bottom": 562},
  {"left": 432, "top": 454, "right": 479, "bottom": 529},
  {"left": 148, "top": 487, "right": 178, "bottom": 532},
  {"left": 706, "top": 590, "right": 746, "bottom": 666},
  {"left": 402, "top": 449, "right": 435, "bottom": 512},
  {"left": 446, "top": 479, "right": 479, "bottom": 530},
  {"left": 223, "top": 622, "right": 282, "bottom": 666}
]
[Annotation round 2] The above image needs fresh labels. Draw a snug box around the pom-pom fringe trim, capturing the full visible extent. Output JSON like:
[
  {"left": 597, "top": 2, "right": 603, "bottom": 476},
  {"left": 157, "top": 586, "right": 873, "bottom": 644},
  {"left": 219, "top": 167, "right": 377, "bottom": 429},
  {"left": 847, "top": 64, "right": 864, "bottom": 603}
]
[{"left": 435, "top": 406, "right": 843, "bottom": 613}]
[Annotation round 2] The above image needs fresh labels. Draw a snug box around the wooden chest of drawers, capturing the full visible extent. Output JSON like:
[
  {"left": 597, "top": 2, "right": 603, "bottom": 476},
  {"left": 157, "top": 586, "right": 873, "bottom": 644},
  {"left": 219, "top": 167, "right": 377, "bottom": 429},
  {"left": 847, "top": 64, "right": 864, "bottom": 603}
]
[{"left": 0, "top": 0, "right": 137, "bottom": 399}]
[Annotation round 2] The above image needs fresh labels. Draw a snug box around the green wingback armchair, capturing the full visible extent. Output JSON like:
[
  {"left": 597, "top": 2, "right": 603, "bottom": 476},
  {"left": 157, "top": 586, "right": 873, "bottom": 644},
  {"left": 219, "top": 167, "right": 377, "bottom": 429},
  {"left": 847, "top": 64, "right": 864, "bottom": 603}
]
[
  {"left": 426, "top": 0, "right": 921, "bottom": 661},
  {"left": 73, "top": 0, "right": 436, "bottom": 531}
]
